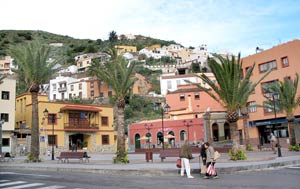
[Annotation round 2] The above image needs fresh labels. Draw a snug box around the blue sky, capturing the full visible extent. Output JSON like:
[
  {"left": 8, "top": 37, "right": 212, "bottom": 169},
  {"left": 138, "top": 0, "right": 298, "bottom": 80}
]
[{"left": 1, "top": 0, "right": 300, "bottom": 56}]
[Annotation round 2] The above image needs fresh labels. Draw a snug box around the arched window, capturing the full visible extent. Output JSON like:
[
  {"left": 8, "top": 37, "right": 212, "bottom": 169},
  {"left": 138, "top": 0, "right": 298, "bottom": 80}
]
[{"left": 180, "top": 130, "right": 186, "bottom": 141}]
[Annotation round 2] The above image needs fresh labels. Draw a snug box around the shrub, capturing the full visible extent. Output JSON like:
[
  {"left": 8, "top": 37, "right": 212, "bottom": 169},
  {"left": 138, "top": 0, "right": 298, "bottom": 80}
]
[
  {"left": 113, "top": 151, "right": 129, "bottom": 164},
  {"left": 288, "top": 144, "right": 300, "bottom": 151},
  {"left": 229, "top": 149, "right": 247, "bottom": 161},
  {"left": 246, "top": 144, "right": 254, "bottom": 151}
]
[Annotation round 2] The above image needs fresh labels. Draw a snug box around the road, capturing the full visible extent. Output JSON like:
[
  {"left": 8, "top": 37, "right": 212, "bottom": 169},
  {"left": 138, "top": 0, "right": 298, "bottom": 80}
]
[{"left": 0, "top": 166, "right": 299, "bottom": 189}]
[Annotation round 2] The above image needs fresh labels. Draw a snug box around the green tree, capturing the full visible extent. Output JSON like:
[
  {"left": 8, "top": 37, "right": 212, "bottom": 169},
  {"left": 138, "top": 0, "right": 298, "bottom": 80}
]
[
  {"left": 189, "top": 54, "right": 270, "bottom": 151},
  {"left": 108, "top": 31, "right": 118, "bottom": 45},
  {"left": 9, "top": 41, "right": 59, "bottom": 161},
  {"left": 88, "top": 48, "right": 137, "bottom": 162},
  {"left": 267, "top": 73, "right": 300, "bottom": 145}
]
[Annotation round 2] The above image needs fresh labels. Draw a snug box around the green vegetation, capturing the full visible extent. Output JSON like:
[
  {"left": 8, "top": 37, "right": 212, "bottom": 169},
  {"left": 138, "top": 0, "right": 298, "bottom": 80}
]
[
  {"left": 229, "top": 149, "right": 247, "bottom": 161},
  {"left": 288, "top": 144, "right": 300, "bottom": 151},
  {"left": 246, "top": 144, "right": 254, "bottom": 151}
]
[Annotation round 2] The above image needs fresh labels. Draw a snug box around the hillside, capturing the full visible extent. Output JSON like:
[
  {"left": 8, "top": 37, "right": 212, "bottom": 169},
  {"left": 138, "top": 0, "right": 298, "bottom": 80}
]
[{"left": 0, "top": 30, "right": 178, "bottom": 64}]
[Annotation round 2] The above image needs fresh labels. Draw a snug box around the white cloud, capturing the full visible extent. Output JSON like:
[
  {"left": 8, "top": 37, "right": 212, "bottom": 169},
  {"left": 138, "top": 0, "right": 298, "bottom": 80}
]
[{"left": 1, "top": 0, "right": 300, "bottom": 56}]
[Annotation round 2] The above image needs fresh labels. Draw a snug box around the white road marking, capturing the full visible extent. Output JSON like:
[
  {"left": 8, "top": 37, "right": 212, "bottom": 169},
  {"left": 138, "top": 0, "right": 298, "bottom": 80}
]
[
  {"left": 37, "top": 185, "right": 66, "bottom": 189},
  {"left": 0, "top": 181, "right": 26, "bottom": 187},
  {"left": 3, "top": 183, "right": 44, "bottom": 189},
  {"left": 287, "top": 166, "right": 300, "bottom": 169},
  {"left": 0, "top": 172, "right": 50, "bottom": 177},
  {"left": 0, "top": 180, "right": 11, "bottom": 182}
]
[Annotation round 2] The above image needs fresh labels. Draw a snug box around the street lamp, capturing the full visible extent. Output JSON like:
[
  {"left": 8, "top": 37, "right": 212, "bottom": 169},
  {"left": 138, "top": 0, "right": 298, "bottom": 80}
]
[
  {"left": 43, "top": 108, "right": 62, "bottom": 160},
  {"left": 0, "top": 119, "right": 5, "bottom": 153},
  {"left": 264, "top": 89, "right": 282, "bottom": 157},
  {"left": 144, "top": 123, "right": 153, "bottom": 149},
  {"left": 154, "top": 103, "right": 170, "bottom": 150},
  {"left": 183, "top": 120, "right": 193, "bottom": 142}
]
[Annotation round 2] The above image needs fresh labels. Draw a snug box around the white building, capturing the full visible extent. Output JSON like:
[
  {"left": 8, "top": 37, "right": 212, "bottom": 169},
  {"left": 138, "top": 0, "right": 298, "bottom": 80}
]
[
  {"left": 0, "top": 78, "right": 16, "bottom": 153},
  {"left": 160, "top": 73, "right": 215, "bottom": 96},
  {"left": 0, "top": 56, "right": 14, "bottom": 74},
  {"left": 49, "top": 76, "right": 77, "bottom": 101},
  {"left": 67, "top": 77, "right": 90, "bottom": 99}
]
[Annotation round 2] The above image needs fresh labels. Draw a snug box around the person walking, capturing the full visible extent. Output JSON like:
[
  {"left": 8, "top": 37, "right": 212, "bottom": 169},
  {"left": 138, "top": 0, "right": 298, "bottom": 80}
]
[
  {"left": 203, "top": 142, "right": 218, "bottom": 179},
  {"left": 200, "top": 140, "right": 206, "bottom": 165},
  {"left": 179, "top": 140, "right": 194, "bottom": 179},
  {"left": 270, "top": 133, "right": 277, "bottom": 154}
]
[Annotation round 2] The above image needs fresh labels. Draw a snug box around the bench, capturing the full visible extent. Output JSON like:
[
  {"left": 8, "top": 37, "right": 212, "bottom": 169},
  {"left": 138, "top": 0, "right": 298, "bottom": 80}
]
[
  {"left": 0, "top": 152, "right": 15, "bottom": 162},
  {"left": 257, "top": 144, "right": 272, "bottom": 151},
  {"left": 159, "top": 149, "right": 180, "bottom": 162},
  {"left": 56, "top": 152, "right": 90, "bottom": 163}
]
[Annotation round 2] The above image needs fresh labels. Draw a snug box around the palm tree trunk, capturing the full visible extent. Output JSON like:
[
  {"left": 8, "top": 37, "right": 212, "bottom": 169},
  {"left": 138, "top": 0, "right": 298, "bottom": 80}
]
[
  {"left": 243, "top": 115, "right": 250, "bottom": 146},
  {"left": 288, "top": 120, "right": 296, "bottom": 145},
  {"left": 116, "top": 104, "right": 126, "bottom": 159},
  {"left": 230, "top": 121, "right": 240, "bottom": 152},
  {"left": 30, "top": 91, "right": 40, "bottom": 161}
]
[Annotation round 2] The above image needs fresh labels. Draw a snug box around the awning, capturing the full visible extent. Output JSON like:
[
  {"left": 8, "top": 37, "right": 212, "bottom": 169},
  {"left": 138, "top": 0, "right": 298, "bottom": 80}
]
[
  {"left": 60, "top": 105, "right": 101, "bottom": 112},
  {"left": 249, "top": 118, "right": 289, "bottom": 127}
]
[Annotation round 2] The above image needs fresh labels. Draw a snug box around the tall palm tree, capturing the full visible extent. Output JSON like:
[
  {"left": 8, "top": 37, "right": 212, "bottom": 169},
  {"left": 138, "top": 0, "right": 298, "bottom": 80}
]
[
  {"left": 88, "top": 48, "right": 137, "bottom": 161},
  {"left": 9, "top": 41, "right": 59, "bottom": 161},
  {"left": 190, "top": 54, "right": 271, "bottom": 151},
  {"left": 268, "top": 73, "right": 300, "bottom": 145}
]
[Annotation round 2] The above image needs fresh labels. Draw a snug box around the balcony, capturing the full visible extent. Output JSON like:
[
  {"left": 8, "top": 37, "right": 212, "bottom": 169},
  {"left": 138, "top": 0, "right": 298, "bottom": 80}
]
[
  {"left": 64, "top": 123, "right": 99, "bottom": 131},
  {"left": 58, "top": 87, "right": 67, "bottom": 92}
]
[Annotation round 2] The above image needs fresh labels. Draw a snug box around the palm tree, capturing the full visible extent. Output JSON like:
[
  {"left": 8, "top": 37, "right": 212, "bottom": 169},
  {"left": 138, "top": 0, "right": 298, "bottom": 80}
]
[
  {"left": 9, "top": 41, "right": 59, "bottom": 161},
  {"left": 267, "top": 73, "right": 300, "bottom": 145},
  {"left": 189, "top": 54, "right": 271, "bottom": 151},
  {"left": 88, "top": 48, "right": 137, "bottom": 162}
]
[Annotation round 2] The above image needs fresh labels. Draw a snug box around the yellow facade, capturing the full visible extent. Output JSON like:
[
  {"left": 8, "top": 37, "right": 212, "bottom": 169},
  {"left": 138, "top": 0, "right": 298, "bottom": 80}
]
[
  {"left": 15, "top": 93, "right": 116, "bottom": 154},
  {"left": 115, "top": 45, "right": 137, "bottom": 54}
]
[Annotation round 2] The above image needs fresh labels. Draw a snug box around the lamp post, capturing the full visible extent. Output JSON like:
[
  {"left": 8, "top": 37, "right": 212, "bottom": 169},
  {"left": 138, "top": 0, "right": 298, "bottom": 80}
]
[
  {"left": 0, "top": 119, "right": 5, "bottom": 153},
  {"left": 144, "top": 123, "right": 153, "bottom": 149},
  {"left": 183, "top": 120, "right": 193, "bottom": 142},
  {"left": 264, "top": 90, "right": 282, "bottom": 157},
  {"left": 43, "top": 108, "right": 62, "bottom": 160},
  {"left": 154, "top": 103, "right": 170, "bottom": 150}
]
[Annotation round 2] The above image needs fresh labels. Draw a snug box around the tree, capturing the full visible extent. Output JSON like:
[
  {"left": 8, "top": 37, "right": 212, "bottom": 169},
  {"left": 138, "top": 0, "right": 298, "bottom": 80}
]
[
  {"left": 267, "top": 73, "right": 300, "bottom": 145},
  {"left": 88, "top": 47, "right": 137, "bottom": 162},
  {"left": 9, "top": 41, "right": 59, "bottom": 161},
  {"left": 189, "top": 53, "right": 270, "bottom": 151},
  {"left": 108, "top": 31, "right": 118, "bottom": 45}
]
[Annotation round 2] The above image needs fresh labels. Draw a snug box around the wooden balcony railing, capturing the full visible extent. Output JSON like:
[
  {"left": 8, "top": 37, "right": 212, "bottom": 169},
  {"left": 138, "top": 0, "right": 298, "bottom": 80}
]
[{"left": 64, "top": 123, "right": 99, "bottom": 131}]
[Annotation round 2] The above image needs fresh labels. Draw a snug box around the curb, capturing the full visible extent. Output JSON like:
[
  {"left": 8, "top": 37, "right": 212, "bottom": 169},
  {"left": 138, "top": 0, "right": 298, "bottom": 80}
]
[{"left": 1, "top": 159, "right": 300, "bottom": 177}]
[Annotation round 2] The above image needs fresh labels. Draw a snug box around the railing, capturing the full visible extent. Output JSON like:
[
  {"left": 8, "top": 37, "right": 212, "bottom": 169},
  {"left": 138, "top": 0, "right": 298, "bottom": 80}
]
[
  {"left": 58, "top": 87, "right": 67, "bottom": 92},
  {"left": 64, "top": 123, "right": 99, "bottom": 131}
]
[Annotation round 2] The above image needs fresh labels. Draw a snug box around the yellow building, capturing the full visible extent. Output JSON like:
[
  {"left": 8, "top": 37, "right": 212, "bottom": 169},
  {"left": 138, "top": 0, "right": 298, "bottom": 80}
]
[
  {"left": 115, "top": 45, "right": 137, "bottom": 55},
  {"left": 15, "top": 93, "right": 116, "bottom": 154}
]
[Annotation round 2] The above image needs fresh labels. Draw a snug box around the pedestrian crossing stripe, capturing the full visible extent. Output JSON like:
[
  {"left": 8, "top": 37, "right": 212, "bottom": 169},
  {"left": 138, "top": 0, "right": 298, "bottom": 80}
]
[{"left": 0, "top": 180, "right": 67, "bottom": 189}]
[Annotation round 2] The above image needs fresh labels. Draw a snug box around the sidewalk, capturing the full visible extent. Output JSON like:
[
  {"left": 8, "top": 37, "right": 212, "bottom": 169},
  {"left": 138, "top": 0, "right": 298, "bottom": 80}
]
[{"left": 1, "top": 148, "right": 300, "bottom": 176}]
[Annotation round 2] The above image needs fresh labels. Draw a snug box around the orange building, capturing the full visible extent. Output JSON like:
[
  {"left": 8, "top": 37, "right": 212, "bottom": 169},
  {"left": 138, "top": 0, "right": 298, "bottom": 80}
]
[{"left": 241, "top": 39, "right": 300, "bottom": 147}]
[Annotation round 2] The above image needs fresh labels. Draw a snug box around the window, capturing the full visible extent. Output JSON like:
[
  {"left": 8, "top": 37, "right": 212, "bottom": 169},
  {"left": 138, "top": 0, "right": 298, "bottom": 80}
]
[
  {"left": 259, "top": 60, "right": 277, "bottom": 73},
  {"left": 2, "top": 138, "right": 9, "bottom": 146},
  {"left": 53, "top": 94, "right": 56, "bottom": 100},
  {"left": 108, "top": 91, "right": 112, "bottom": 97},
  {"left": 247, "top": 101, "right": 257, "bottom": 113},
  {"left": 90, "top": 82, "right": 94, "bottom": 89},
  {"left": 79, "top": 92, "right": 82, "bottom": 98},
  {"left": 102, "top": 135, "right": 109, "bottom": 145},
  {"left": 69, "top": 94, "right": 72, "bottom": 99},
  {"left": 176, "top": 80, "right": 181, "bottom": 87},
  {"left": 1, "top": 91, "right": 9, "bottom": 100},
  {"left": 52, "top": 84, "right": 56, "bottom": 91},
  {"left": 263, "top": 101, "right": 273, "bottom": 113},
  {"left": 281, "top": 57, "right": 289, "bottom": 67},
  {"left": 101, "top": 116, "right": 108, "bottom": 126},
  {"left": 47, "top": 114, "right": 57, "bottom": 124},
  {"left": 71, "top": 85, "right": 74, "bottom": 91},
  {"left": 194, "top": 93, "right": 200, "bottom": 100},
  {"left": 1, "top": 113, "right": 9, "bottom": 122},
  {"left": 91, "top": 90, "right": 94, "bottom": 97},
  {"left": 79, "top": 83, "right": 82, "bottom": 90},
  {"left": 48, "top": 135, "right": 57, "bottom": 146},
  {"left": 167, "top": 80, "right": 172, "bottom": 89},
  {"left": 99, "top": 92, "right": 104, "bottom": 97},
  {"left": 180, "top": 94, "right": 185, "bottom": 101},
  {"left": 261, "top": 80, "right": 278, "bottom": 94}
]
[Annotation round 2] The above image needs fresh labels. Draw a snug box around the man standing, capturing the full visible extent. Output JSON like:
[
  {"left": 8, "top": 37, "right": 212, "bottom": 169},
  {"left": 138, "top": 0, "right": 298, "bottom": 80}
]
[{"left": 270, "top": 133, "right": 277, "bottom": 154}]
